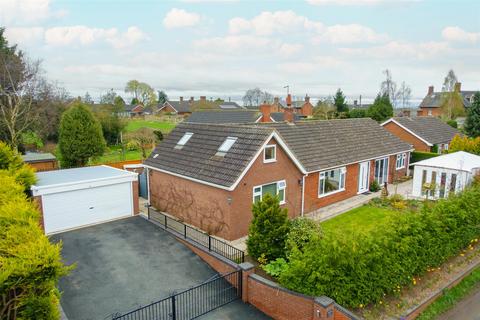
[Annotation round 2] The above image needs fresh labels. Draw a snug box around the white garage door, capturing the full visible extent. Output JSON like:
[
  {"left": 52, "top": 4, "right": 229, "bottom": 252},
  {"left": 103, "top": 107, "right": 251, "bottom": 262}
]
[{"left": 42, "top": 182, "right": 133, "bottom": 234}]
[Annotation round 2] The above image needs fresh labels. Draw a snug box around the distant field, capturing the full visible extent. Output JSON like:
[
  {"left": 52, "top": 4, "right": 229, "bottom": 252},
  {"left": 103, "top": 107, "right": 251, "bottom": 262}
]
[
  {"left": 89, "top": 146, "right": 149, "bottom": 165},
  {"left": 125, "top": 119, "right": 177, "bottom": 133}
]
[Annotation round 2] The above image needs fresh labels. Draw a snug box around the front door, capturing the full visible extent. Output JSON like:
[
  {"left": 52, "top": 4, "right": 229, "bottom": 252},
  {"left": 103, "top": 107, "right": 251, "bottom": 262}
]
[
  {"left": 358, "top": 161, "right": 370, "bottom": 193},
  {"left": 374, "top": 157, "right": 389, "bottom": 186}
]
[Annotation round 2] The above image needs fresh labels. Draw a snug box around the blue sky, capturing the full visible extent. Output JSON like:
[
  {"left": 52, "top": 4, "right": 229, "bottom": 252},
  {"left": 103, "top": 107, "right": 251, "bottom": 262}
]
[{"left": 1, "top": 0, "right": 479, "bottom": 104}]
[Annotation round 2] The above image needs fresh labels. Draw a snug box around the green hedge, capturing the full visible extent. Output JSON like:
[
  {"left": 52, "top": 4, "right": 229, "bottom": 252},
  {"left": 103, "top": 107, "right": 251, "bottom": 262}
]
[
  {"left": 411, "top": 151, "right": 439, "bottom": 163},
  {"left": 278, "top": 183, "right": 480, "bottom": 308}
]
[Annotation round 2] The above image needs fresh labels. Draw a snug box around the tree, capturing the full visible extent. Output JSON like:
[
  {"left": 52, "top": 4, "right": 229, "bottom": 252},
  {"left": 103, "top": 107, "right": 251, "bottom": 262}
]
[
  {"left": 367, "top": 93, "right": 393, "bottom": 122},
  {"left": 333, "top": 88, "right": 348, "bottom": 113},
  {"left": 0, "top": 141, "right": 36, "bottom": 191},
  {"left": 348, "top": 108, "right": 367, "bottom": 118},
  {"left": 464, "top": 92, "right": 480, "bottom": 138},
  {"left": 246, "top": 194, "right": 290, "bottom": 261},
  {"left": 380, "top": 69, "right": 398, "bottom": 107},
  {"left": 440, "top": 90, "right": 464, "bottom": 120},
  {"left": 442, "top": 69, "right": 458, "bottom": 92},
  {"left": 125, "top": 80, "right": 156, "bottom": 106},
  {"left": 83, "top": 92, "right": 93, "bottom": 104},
  {"left": 95, "top": 107, "right": 126, "bottom": 145},
  {"left": 313, "top": 98, "right": 336, "bottom": 119},
  {"left": 242, "top": 88, "right": 274, "bottom": 106},
  {"left": 397, "top": 81, "right": 412, "bottom": 108},
  {"left": 58, "top": 102, "right": 106, "bottom": 167},
  {"left": 125, "top": 128, "right": 155, "bottom": 159},
  {"left": 158, "top": 90, "right": 168, "bottom": 105},
  {"left": 99, "top": 88, "right": 117, "bottom": 105}
]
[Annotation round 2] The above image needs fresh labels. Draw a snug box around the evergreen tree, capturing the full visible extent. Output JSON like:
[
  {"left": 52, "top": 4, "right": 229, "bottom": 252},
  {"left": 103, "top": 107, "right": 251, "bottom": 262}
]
[
  {"left": 367, "top": 93, "right": 393, "bottom": 122},
  {"left": 333, "top": 88, "right": 348, "bottom": 113},
  {"left": 158, "top": 90, "right": 168, "bottom": 105},
  {"left": 246, "top": 193, "right": 290, "bottom": 261},
  {"left": 58, "top": 102, "right": 106, "bottom": 167},
  {"left": 464, "top": 92, "right": 480, "bottom": 138}
]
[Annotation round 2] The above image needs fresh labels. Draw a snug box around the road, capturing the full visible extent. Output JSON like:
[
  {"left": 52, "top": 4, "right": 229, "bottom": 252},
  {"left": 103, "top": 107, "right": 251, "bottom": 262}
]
[{"left": 437, "top": 285, "right": 480, "bottom": 320}]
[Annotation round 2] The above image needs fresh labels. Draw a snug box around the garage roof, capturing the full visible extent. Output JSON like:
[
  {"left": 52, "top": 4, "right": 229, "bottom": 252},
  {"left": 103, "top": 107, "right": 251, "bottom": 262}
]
[{"left": 32, "top": 165, "right": 137, "bottom": 195}]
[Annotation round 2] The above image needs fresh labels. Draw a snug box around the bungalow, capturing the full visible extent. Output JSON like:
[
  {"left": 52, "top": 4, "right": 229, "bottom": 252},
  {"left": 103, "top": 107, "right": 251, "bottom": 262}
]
[
  {"left": 381, "top": 116, "right": 460, "bottom": 154},
  {"left": 144, "top": 118, "right": 412, "bottom": 240},
  {"left": 117, "top": 104, "right": 144, "bottom": 117},
  {"left": 417, "top": 83, "right": 477, "bottom": 117}
]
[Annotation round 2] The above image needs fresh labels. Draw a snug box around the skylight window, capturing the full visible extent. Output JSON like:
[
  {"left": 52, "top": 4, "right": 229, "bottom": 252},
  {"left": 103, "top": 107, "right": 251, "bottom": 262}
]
[
  {"left": 216, "top": 137, "right": 237, "bottom": 156},
  {"left": 175, "top": 132, "right": 193, "bottom": 149}
]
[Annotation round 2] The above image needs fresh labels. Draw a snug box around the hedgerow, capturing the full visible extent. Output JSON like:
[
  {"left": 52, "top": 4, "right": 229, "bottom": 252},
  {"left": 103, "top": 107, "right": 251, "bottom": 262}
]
[
  {"left": 278, "top": 182, "right": 480, "bottom": 309},
  {"left": 0, "top": 144, "right": 70, "bottom": 319}
]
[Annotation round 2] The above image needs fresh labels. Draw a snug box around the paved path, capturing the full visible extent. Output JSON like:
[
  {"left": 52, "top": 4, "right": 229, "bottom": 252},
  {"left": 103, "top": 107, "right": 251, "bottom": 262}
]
[{"left": 437, "top": 285, "right": 480, "bottom": 320}]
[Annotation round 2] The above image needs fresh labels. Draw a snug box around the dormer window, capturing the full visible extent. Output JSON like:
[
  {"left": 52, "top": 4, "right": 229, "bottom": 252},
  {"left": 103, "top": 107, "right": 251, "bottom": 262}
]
[
  {"left": 175, "top": 132, "right": 193, "bottom": 149},
  {"left": 263, "top": 145, "right": 276, "bottom": 163},
  {"left": 216, "top": 137, "right": 237, "bottom": 156}
]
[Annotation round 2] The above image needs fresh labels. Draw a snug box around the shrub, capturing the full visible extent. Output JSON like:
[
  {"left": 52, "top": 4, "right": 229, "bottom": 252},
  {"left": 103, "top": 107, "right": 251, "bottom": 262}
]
[
  {"left": 153, "top": 130, "right": 164, "bottom": 142},
  {"left": 263, "top": 258, "right": 288, "bottom": 277},
  {"left": 446, "top": 119, "right": 458, "bottom": 128},
  {"left": 279, "top": 184, "right": 480, "bottom": 308},
  {"left": 369, "top": 180, "right": 381, "bottom": 192},
  {"left": 285, "top": 218, "right": 322, "bottom": 255},
  {"left": 246, "top": 193, "right": 290, "bottom": 262},
  {"left": 0, "top": 171, "right": 71, "bottom": 318},
  {"left": 0, "top": 141, "right": 36, "bottom": 191},
  {"left": 411, "top": 151, "right": 439, "bottom": 163}
]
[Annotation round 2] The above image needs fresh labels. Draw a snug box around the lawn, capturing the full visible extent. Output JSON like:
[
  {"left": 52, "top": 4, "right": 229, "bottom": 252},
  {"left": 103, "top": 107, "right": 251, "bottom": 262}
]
[
  {"left": 89, "top": 146, "right": 149, "bottom": 165},
  {"left": 320, "top": 205, "right": 393, "bottom": 235},
  {"left": 125, "top": 119, "right": 176, "bottom": 133}
]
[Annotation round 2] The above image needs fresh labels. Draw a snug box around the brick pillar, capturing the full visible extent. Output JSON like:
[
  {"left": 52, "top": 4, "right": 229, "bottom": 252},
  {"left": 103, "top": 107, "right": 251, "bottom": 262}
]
[
  {"left": 313, "top": 296, "right": 335, "bottom": 320},
  {"left": 239, "top": 262, "right": 255, "bottom": 303}
]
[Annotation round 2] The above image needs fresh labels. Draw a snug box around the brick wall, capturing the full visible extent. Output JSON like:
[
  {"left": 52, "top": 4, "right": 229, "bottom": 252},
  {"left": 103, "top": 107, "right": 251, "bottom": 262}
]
[
  {"left": 417, "top": 107, "right": 442, "bottom": 117},
  {"left": 132, "top": 181, "right": 139, "bottom": 215},
  {"left": 27, "top": 160, "right": 58, "bottom": 172},
  {"left": 383, "top": 121, "right": 430, "bottom": 152}
]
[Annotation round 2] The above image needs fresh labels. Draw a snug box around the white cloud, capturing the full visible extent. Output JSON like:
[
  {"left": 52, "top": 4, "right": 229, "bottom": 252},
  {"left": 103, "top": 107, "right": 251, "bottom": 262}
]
[
  {"left": 4, "top": 27, "right": 44, "bottom": 45},
  {"left": 163, "top": 8, "right": 201, "bottom": 29},
  {"left": 44, "top": 25, "right": 148, "bottom": 48},
  {"left": 339, "top": 40, "right": 450, "bottom": 59},
  {"left": 307, "top": 0, "right": 389, "bottom": 5},
  {"left": 442, "top": 26, "right": 479, "bottom": 44},
  {"left": 0, "top": 0, "right": 66, "bottom": 25},
  {"left": 194, "top": 35, "right": 274, "bottom": 53},
  {"left": 312, "top": 24, "right": 388, "bottom": 44},
  {"left": 278, "top": 43, "right": 304, "bottom": 57},
  {"left": 229, "top": 10, "right": 323, "bottom": 35}
]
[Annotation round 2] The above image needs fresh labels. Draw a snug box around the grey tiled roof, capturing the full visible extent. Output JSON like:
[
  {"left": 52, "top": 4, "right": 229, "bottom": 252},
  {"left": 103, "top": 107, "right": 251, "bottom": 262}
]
[
  {"left": 270, "top": 112, "right": 304, "bottom": 122},
  {"left": 261, "top": 118, "right": 412, "bottom": 172},
  {"left": 22, "top": 152, "right": 56, "bottom": 163},
  {"left": 165, "top": 101, "right": 193, "bottom": 113},
  {"left": 186, "top": 111, "right": 260, "bottom": 124},
  {"left": 219, "top": 102, "right": 242, "bottom": 109},
  {"left": 390, "top": 117, "right": 460, "bottom": 145},
  {"left": 420, "top": 91, "right": 477, "bottom": 109},
  {"left": 144, "top": 123, "right": 274, "bottom": 188}
]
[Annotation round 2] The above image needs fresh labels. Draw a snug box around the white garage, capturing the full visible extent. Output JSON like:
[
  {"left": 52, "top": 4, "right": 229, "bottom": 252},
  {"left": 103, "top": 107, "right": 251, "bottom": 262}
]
[{"left": 31, "top": 165, "right": 138, "bottom": 234}]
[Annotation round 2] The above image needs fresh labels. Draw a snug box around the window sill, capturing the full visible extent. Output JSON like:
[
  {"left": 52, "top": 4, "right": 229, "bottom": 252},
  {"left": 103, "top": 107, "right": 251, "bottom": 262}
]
[
  {"left": 396, "top": 166, "right": 405, "bottom": 170},
  {"left": 263, "top": 159, "right": 277, "bottom": 164},
  {"left": 318, "top": 188, "right": 345, "bottom": 198}
]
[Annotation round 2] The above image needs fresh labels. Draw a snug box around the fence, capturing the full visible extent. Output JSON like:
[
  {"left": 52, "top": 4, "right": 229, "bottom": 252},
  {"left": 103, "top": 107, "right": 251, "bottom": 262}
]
[
  {"left": 148, "top": 206, "right": 245, "bottom": 264},
  {"left": 111, "top": 270, "right": 242, "bottom": 320}
]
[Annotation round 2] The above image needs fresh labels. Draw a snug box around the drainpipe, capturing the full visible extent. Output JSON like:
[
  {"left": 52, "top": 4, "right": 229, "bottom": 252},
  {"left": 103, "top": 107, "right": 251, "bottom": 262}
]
[
  {"left": 301, "top": 174, "right": 306, "bottom": 217},
  {"left": 146, "top": 167, "right": 151, "bottom": 205}
]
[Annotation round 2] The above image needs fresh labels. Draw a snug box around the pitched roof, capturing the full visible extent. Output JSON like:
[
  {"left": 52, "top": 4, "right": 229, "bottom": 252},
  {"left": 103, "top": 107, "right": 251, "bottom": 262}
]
[
  {"left": 420, "top": 91, "right": 477, "bottom": 109},
  {"left": 165, "top": 100, "right": 193, "bottom": 113},
  {"left": 270, "top": 112, "right": 304, "bottom": 122},
  {"left": 144, "top": 123, "right": 275, "bottom": 188},
  {"left": 385, "top": 117, "right": 460, "bottom": 145},
  {"left": 124, "top": 104, "right": 144, "bottom": 112},
  {"left": 261, "top": 118, "right": 412, "bottom": 172},
  {"left": 219, "top": 101, "right": 242, "bottom": 109},
  {"left": 186, "top": 111, "right": 260, "bottom": 124}
]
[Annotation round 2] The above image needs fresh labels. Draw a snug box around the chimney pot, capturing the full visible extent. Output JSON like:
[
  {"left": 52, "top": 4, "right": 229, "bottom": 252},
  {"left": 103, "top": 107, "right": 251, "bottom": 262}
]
[
  {"left": 260, "top": 103, "right": 272, "bottom": 123},
  {"left": 179, "top": 96, "right": 184, "bottom": 102},
  {"left": 428, "top": 86, "right": 434, "bottom": 95},
  {"left": 286, "top": 94, "right": 292, "bottom": 106},
  {"left": 200, "top": 96, "right": 206, "bottom": 102},
  {"left": 190, "top": 96, "right": 194, "bottom": 102},
  {"left": 455, "top": 82, "right": 461, "bottom": 92},
  {"left": 305, "top": 95, "right": 310, "bottom": 103}
]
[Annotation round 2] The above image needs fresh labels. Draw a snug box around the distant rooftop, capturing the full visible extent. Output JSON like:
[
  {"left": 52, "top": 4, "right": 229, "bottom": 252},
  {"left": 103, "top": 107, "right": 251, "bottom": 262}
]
[{"left": 22, "top": 152, "right": 56, "bottom": 163}]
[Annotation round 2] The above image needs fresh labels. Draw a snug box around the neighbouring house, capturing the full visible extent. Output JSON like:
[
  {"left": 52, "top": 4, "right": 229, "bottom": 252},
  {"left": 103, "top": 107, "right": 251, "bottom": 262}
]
[
  {"left": 144, "top": 118, "right": 412, "bottom": 240},
  {"left": 219, "top": 101, "right": 243, "bottom": 109},
  {"left": 417, "top": 82, "right": 477, "bottom": 117},
  {"left": 22, "top": 152, "right": 58, "bottom": 172},
  {"left": 117, "top": 104, "right": 145, "bottom": 117},
  {"left": 186, "top": 108, "right": 303, "bottom": 124},
  {"left": 31, "top": 165, "right": 139, "bottom": 234},
  {"left": 381, "top": 116, "right": 460, "bottom": 154},
  {"left": 158, "top": 96, "right": 223, "bottom": 115},
  {"left": 412, "top": 151, "right": 480, "bottom": 199}
]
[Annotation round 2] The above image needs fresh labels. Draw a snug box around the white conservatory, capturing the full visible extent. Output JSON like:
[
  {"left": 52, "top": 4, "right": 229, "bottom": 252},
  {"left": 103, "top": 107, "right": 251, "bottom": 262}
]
[{"left": 412, "top": 151, "right": 480, "bottom": 199}]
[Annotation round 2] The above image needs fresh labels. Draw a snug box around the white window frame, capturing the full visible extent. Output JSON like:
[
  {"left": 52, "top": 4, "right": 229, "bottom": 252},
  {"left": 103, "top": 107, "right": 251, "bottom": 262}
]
[
  {"left": 318, "top": 167, "right": 346, "bottom": 198},
  {"left": 175, "top": 132, "right": 193, "bottom": 149},
  {"left": 263, "top": 145, "right": 277, "bottom": 163},
  {"left": 218, "top": 137, "right": 237, "bottom": 153},
  {"left": 396, "top": 153, "right": 406, "bottom": 170},
  {"left": 252, "top": 180, "right": 286, "bottom": 205}
]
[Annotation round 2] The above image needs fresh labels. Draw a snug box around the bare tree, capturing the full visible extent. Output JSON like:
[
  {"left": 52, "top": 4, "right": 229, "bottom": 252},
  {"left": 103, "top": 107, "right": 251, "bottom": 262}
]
[
  {"left": 242, "top": 88, "right": 273, "bottom": 107},
  {"left": 380, "top": 69, "right": 399, "bottom": 107},
  {"left": 442, "top": 69, "right": 458, "bottom": 92},
  {"left": 397, "top": 81, "right": 412, "bottom": 108}
]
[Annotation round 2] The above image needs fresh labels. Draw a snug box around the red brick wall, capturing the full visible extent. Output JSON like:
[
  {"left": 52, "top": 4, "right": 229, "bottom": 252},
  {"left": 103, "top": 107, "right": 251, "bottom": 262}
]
[
  {"left": 132, "top": 181, "right": 139, "bottom": 215},
  {"left": 383, "top": 122, "right": 430, "bottom": 152},
  {"left": 417, "top": 107, "right": 442, "bottom": 117}
]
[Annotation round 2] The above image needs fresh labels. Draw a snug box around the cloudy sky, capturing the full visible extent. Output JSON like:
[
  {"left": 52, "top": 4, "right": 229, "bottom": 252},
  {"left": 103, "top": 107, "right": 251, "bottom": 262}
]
[{"left": 1, "top": 0, "right": 479, "bottom": 104}]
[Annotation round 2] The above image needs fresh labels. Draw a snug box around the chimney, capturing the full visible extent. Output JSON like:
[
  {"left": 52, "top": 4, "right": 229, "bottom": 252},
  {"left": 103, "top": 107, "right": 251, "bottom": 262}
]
[
  {"left": 284, "top": 107, "right": 294, "bottom": 123},
  {"left": 200, "top": 96, "right": 206, "bottom": 103},
  {"left": 260, "top": 103, "right": 272, "bottom": 123},
  {"left": 354, "top": 100, "right": 358, "bottom": 107},
  {"left": 428, "top": 86, "right": 434, "bottom": 95},
  {"left": 179, "top": 96, "right": 184, "bottom": 102},
  {"left": 454, "top": 82, "right": 461, "bottom": 92},
  {"left": 304, "top": 95, "right": 310, "bottom": 103},
  {"left": 189, "top": 96, "right": 194, "bottom": 102},
  {"left": 286, "top": 94, "right": 292, "bottom": 106}
]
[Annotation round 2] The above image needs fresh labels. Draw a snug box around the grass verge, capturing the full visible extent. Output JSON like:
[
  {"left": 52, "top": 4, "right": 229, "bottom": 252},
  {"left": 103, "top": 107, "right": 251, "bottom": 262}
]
[{"left": 417, "top": 266, "right": 480, "bottom": 320}]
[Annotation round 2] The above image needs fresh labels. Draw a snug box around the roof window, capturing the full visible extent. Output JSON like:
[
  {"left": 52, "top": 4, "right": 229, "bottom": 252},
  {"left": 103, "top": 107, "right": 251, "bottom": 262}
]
[
  {"left": 216, "top": 137, "right": 237, "bottom": 156},
  {"left": 175, "top": 132, "right": 193, "bottom": 149}
]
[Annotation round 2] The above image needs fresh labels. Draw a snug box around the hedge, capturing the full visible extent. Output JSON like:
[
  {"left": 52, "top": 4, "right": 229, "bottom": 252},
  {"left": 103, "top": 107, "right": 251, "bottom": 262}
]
[
  {"left": 410, "top": 151, "right": 439, "bottom": 164},
  {"left": 0, "top": 169, "right": 70, "bottom": 318},
  {"left": 278, "top": 182, "right": 480, "bottom": 308}
]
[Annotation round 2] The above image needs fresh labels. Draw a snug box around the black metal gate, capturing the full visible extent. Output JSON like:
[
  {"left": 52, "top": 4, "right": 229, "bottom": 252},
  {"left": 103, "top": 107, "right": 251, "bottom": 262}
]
[{"left": 111, "top": 270, "right": 242, "bottom": 320}]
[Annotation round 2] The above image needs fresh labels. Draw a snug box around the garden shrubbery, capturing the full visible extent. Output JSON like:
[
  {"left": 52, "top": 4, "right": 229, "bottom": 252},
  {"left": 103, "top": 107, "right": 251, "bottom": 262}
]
[
  {"left": 0, "top": 143, "right": 70, "bottom": 319},
  {"left": 277, "top": 182, "right": 480, "bottom": 308}
]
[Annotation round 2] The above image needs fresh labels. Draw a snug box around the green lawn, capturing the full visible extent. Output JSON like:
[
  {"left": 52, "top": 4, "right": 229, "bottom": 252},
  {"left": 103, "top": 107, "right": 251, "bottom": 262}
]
[
  {"left": 89, "top": 146, "right": 148, "bottom": 165},
  {"left": 321, "top": 205, "right": 393, "bottom": 235},
  {"left": 124, "top": 119, "right": 176, "bottom": 132}
]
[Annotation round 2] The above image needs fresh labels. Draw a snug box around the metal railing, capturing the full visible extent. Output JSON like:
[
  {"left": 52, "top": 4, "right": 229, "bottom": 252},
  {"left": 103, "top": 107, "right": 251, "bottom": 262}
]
[
  {"left": 111, "top": 270, "right": 242, "bottom": 320},
  {"left": 148, "top": 206, "right": 245, "bottom": 264}
]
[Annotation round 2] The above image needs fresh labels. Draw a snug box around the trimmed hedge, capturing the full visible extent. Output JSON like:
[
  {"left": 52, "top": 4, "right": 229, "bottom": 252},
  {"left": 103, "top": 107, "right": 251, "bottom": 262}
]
[
  {"left": 278, "top": 183, "right": 480, "bottom": 308},
  {"left": 411, "top": 151, "right": 439, "bottom": 163}
]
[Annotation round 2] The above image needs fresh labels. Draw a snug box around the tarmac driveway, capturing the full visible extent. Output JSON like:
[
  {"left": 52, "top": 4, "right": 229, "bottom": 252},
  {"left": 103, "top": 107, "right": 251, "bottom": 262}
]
[{"left": 51, "top": 216, "right": 268, "bottom": 320}]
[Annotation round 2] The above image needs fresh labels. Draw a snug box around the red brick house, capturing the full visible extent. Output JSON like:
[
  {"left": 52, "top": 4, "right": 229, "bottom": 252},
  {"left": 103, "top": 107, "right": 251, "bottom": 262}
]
[
  {"left": 417, "top": 82, "right": 477, "bottom": 117},
  {"left": 144, "top": 118, "right": 412, "bottom": 240},
  {"left": 381, "top": 117, "right": 460, "bottom": 153}
]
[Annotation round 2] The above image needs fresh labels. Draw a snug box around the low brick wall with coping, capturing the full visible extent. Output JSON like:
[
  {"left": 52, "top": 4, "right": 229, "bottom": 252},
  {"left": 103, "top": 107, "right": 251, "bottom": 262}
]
[{"left": 145, "top": 216, "right": 358, "bottom": 320}]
